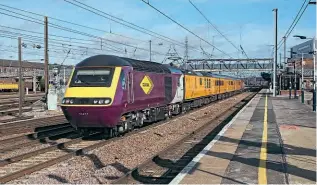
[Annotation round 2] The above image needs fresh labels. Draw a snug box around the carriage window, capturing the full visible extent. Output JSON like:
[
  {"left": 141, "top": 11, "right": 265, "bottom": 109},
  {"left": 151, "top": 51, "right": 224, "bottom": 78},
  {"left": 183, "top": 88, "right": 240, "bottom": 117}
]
[{"left": 200, "top": 78, "right": 202, "bottom": 86}]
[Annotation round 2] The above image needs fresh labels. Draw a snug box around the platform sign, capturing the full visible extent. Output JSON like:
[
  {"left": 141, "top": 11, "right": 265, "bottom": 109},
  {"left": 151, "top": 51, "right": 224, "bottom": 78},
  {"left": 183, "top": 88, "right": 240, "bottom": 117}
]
[{"left": 140, "top": 75, "right": 154, "bottom": 94}]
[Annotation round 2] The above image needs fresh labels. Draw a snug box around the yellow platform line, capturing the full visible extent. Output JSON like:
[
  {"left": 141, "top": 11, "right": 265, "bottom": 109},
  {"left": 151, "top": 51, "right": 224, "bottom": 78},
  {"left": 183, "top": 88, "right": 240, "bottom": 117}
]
[{"left": 258, "top": 95, "right": 268, "bottom": 184}]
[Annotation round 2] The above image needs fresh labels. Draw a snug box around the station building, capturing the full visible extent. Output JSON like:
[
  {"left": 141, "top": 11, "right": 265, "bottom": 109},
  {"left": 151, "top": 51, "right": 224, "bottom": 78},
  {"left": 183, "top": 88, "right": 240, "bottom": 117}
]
[{"left": 279, "top": 38, "right": 316, "bottom": 94}]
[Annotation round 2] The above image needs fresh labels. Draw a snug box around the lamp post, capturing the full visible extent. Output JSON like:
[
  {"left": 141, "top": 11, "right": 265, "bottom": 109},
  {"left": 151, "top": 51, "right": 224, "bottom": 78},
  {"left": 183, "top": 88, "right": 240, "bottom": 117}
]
[
  {"left": 291, "top": 51, "right": 308, "bottom": 103},
  {"left": 294, "top": 60, "right": 297, "bottom": 99},
  {"left": 313, "top": 39, "right": 316, "bottom": 111},
  {"left": 301, "top": 53, "right": 304, "bottom": 103},
  {"left": 266, "top": 44, "right": 275, "bottom": 92},
  {"left": 294, "top": 35, "right": 316, "bottom": 111}
]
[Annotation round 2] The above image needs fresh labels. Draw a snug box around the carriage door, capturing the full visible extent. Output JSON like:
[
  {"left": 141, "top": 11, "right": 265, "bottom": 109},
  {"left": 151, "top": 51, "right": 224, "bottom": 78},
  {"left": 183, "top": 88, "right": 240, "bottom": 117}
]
[
  {"left": 127, "top": 70, "right": 134, "bottom": 104},
  {"left": 164, "top": 77, "right": 173, "bottom": 103},
  {"left": 176, "top": 75, "right": 184, "bottom": 99}
]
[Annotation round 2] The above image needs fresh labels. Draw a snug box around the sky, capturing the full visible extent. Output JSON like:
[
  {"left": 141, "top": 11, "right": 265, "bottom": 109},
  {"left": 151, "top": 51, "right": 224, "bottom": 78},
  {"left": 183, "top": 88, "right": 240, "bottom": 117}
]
[{"left": 0, "top": 0, "right": 315, "bottom": 66}]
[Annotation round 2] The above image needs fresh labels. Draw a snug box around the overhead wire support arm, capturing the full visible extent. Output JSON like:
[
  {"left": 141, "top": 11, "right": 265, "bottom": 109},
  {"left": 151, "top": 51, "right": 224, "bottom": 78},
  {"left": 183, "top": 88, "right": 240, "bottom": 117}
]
[
  {"left": 276, "top": 0, "right": 310, "bottom": 50},
  {"left": 188, "top": 0, "right": 248, "bottom": 58},
  {"left": 140, "top": 0, "right": 233, "bottom": 59}
]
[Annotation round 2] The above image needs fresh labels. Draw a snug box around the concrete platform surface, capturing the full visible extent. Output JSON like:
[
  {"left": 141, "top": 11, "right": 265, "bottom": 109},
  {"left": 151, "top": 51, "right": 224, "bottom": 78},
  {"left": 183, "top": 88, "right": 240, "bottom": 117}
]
[{"left": 170, "top": 89, "right": 316, "bottom": 184}]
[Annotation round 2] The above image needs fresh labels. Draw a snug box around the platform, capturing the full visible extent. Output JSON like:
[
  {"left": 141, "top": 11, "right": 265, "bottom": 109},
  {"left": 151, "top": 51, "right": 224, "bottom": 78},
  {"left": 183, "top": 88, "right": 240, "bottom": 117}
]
[{"left": 170, "top": 89, "right": 316, "bottom": 184}]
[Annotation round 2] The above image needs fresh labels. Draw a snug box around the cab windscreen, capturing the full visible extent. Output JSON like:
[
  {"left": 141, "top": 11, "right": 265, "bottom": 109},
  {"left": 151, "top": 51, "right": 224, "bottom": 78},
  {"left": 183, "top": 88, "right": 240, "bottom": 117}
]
[{"left": 69, "top": 67, "right": 114, "bottom": 87}]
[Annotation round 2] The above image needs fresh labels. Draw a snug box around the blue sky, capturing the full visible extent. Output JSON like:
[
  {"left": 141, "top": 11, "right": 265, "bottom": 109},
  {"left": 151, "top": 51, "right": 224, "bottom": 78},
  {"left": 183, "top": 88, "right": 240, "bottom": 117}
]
[{"left": 0, "top": 0, "right": 315, "bottom": 65}]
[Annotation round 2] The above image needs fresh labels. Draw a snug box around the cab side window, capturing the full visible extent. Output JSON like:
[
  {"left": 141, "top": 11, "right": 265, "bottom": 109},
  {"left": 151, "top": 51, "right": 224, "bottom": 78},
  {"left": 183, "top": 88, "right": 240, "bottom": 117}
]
[{"left": 120, "top": 71, "right": 126, "bottom": 90}]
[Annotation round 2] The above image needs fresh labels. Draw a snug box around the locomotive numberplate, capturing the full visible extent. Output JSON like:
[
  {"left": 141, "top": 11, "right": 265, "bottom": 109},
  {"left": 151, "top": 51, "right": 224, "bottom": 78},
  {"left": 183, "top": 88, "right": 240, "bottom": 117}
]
[{"left": 79, "top": 112, "right": 88, "bottom": 116}]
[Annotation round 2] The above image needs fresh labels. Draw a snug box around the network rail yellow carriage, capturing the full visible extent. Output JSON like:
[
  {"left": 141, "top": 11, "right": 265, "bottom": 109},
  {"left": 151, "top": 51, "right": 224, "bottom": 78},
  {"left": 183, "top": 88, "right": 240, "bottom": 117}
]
[
  {"left": 61, "top": 55, "right": 244, "bottom": 137},
  {"left": 0, "top": 83, "right": 18, "bottom": 91},
  {"left": 182, "top": 71, "right": 243, "bottom": 111}
]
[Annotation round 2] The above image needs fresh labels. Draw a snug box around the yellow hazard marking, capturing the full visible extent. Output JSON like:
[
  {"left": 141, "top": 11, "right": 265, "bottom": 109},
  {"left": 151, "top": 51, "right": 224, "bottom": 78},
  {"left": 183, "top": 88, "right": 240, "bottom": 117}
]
[
  {"left": 140, "top": 75, "right": 154, "bottom": 94},
  {"left": 258, "top": 95, "right": 268, "bottom": 184}
]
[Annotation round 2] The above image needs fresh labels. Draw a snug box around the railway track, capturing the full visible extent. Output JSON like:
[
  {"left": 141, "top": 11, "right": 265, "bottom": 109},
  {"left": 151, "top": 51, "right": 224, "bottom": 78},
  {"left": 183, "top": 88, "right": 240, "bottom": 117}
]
[
  {"left": 0, "top": 96, "right": 42, "bottom": 105},
  {"left": 0, "top": 93, "right": 44, "bottom": 100},
  {"left": 113, "top": 92, "right": 257, "bottom": 184},
  {"left": 0, "top": 91, "right": 254, "bottom": 183},
  {"left": 0, "top": 107, "right": 32, "bottom": 116},
  {"left": 0, "top": 113, "right": 187, "bottom": 183},
  {"left": 0, "top": 92, "right": 18, "bottom": 96},
  {"left": 0, "top": 99, "right": 40, "bottom": 111},
  {"left": 0, "top": 123, "right": 74, "bottom": 147},
  {"left": 0, "top": 115, "right": 67, "bottom": 136},
  {"left": 0, "top": 116, "right": 34, "bottom": 123},
  {"left": 0, "top": 96, "right": 43, "bottom": 117},
  {"left": 0, "top": 132, "right": 107, "bottom": 183}
]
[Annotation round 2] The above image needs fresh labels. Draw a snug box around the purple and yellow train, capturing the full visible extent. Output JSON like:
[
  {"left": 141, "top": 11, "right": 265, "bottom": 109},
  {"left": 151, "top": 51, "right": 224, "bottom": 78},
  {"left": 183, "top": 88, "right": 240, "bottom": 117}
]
[{"left": 61, "top": 55, "right": 244, "bottom": 136}]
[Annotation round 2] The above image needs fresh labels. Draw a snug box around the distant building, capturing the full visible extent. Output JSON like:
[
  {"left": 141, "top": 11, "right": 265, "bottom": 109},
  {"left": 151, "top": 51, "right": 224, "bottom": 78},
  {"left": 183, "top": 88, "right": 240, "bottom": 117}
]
[
  {"left": 0, "top": 59, "right": 74, "bottom": 91},
  {"left": 0, "top": 59, "right": 44, "bottom": 73},
  {"left": 0, "top": 59, "right": 73, "bottom": 78}
]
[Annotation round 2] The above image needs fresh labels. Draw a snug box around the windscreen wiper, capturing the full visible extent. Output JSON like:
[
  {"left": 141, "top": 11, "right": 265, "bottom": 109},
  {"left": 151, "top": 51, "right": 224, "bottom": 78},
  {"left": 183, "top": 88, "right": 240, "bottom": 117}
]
[{"left": 77, "top": 79, "right": 91, "bottom": 85}]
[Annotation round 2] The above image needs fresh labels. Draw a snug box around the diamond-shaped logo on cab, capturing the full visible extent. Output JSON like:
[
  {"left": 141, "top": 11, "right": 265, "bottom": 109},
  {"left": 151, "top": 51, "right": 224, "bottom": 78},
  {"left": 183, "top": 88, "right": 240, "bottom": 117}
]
[{"left": 140, "top": 75, "right": 154, "bottom": 94}]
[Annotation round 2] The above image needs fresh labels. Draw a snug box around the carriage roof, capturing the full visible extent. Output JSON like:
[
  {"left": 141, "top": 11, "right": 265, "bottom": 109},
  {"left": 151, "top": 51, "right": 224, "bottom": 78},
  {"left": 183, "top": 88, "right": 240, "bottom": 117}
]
[{"left": 77, "top": 55, "right": 170, "bottom": 74}]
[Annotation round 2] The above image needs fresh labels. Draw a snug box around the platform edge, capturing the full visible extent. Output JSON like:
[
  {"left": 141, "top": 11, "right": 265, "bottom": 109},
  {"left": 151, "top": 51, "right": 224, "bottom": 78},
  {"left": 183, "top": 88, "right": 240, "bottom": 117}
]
[{"left": 169, "top": 92, "right": 260, "bottom": 185}]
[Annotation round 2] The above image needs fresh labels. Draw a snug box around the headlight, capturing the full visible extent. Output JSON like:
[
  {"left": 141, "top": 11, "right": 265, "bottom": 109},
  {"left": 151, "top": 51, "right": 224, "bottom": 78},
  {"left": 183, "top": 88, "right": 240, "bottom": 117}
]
[
  {"left": 104, "top": 99, "right": 110, "bottom": 104},
  {"left": 63, "top": 98, "right": 74, "bottom": 104},
  {"left": 63, "top": 98, "right": 111, "bottom": 105},
  {"left": 92, "top": 98, "right": 111, "bottom": 105}
]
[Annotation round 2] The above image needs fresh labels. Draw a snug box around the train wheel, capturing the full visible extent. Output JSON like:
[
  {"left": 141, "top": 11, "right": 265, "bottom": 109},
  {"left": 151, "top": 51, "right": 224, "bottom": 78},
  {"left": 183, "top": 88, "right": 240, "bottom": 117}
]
[
  {"left": 109, "top": 127, "right": 119, "bottom": 138},
  {"left": 79, "top": 129, "right": 90, "bottom": 137},
  {"left": 181, "top": 106, "right": 186, "bottom": 114},
  {"left": 103, "top": 128, "right": 115, "bottom": 139}
]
